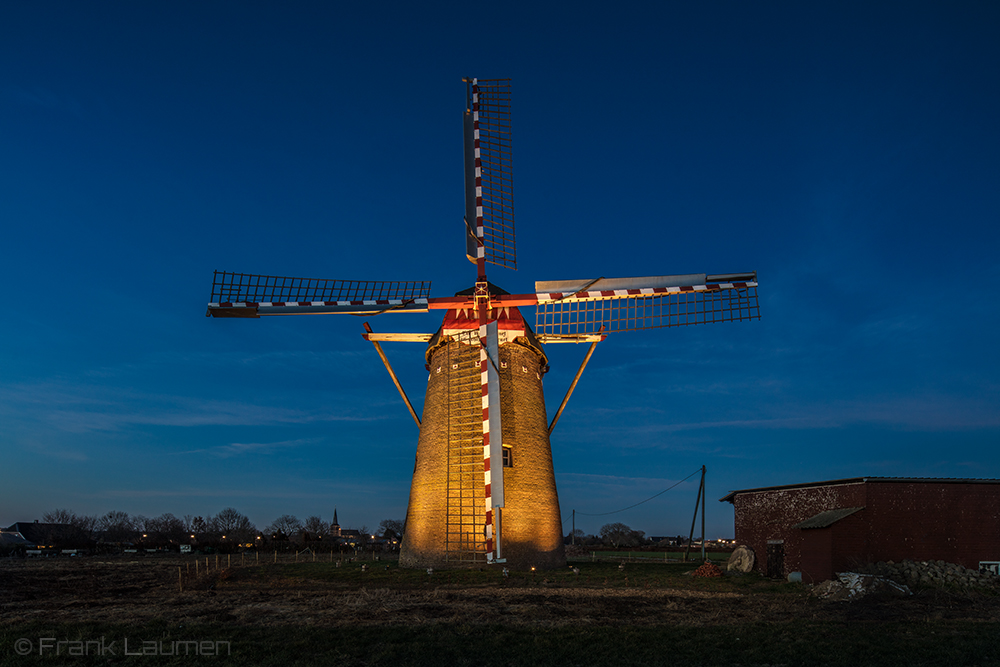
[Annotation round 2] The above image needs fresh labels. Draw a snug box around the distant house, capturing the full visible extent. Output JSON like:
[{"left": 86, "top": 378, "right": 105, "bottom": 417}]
[
  {"left": 339, "top": 530, "right": 363, "bottom": 547},
  {"left": 3, "top": 522, "right": 93, "bottom": 552},
  {"left": 0, "top": 529, "right": 35, "bottom": 553},
  {"left": 291, "top": 530, "right": 328, "bottom": 546},
  {"left": 720, "top": 477, "right": 1000, "bottom": 583},
  {"left": 650, "top": 536, "right": 683, "bottom": 547}
]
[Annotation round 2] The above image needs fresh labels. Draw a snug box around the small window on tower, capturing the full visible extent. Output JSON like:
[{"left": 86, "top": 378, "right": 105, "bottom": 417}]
[{"left": 502, "top": 446, "right": 513, "bottom": 468}]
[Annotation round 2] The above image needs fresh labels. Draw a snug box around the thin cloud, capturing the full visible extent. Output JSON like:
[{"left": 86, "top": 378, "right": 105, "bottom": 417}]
[
  {"left": 2, "top": 86, "right": 83, "bottom": 116},
  {"left": 566, "top": 392, "right": 1000, "bottom": 438},
  {"left": 85, "top": 480, "right": 404, "bottom": 502},
  {"left": 557, "top": 472, "right": 699, "bottom": 488},
  {"left": 0, "top": 381, "right": 391, "bottom": 433},
  {"left": 175, "top": 437, "right": 319, "bottom": 458},
  {"left": 22, "top": 439, "right": 89, "bottom": 462}
]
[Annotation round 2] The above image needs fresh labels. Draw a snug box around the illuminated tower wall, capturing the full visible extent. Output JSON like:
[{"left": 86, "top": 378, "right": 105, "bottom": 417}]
[{"left": 399, "top": 307, "right": 566, "bottom": 570}]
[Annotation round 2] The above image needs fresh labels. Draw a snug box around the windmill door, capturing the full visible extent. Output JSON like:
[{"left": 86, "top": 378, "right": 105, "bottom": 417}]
[{"left": 766, "top": 540, "right": 785, "bottom": 579}]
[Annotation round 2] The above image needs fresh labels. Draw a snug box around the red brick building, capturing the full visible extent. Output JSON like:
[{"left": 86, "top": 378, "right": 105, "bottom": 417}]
[{"left": 720, "top": 477, "right": 1000, "bottom": 583}]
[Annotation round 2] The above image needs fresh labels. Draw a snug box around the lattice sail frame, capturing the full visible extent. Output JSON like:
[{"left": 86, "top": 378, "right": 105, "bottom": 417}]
[
  {"left": 534, "top": 281, "right": 759, "bottom": 335},
  {"left": 210, "top": 271, "right": 431, "bottom": 303},
  {"left": 208, "top": 271, "right": 431, "bottom": 315},
  {"left": 471, "top": 79, "right": 516, "bottom": 270}
]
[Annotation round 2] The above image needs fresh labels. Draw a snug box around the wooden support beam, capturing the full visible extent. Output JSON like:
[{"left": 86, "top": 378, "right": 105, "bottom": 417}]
[
  {"left": 362, "top": 322, "right": 421, "bottom": 428},
  {"left": 547, "top": 335, "right": 602, "bottom": 435},
  {"left": 537, "top": 333, "right": 607, "bottom": 344},
  {"left": 362, "top": 332, "right": 434, "bottom": 343}
]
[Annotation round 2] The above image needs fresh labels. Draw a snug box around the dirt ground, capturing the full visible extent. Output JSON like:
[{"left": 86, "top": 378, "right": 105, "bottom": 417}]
[{"left": 2, "top": 555, "right": 999, "bottom": 629}]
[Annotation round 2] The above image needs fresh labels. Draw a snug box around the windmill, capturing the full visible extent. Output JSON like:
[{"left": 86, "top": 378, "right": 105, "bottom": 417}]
[{"left": 206, "top": 78, "right": 759, "bottom": 569}]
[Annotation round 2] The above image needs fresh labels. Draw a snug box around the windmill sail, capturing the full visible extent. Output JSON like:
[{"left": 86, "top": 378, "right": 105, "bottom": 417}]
[
  {"left": 464, "top": 78, "right": 516, "bottom": 270},
  {"left": 207, "top": 271, "right": 431, "bottom": 317},
  {"left": 533, "top": 273, "right": 759, "bottom": 334}
]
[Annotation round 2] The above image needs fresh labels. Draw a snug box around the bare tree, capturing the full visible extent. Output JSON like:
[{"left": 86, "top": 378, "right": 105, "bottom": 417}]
[
  {"left": 267, "top": 514, "right": 303, "bottom": 537},
  {"left": 98, "top": 511, "right": 136, "bottom": 543},
  {"left": 41, "top": 509, "right": 97, "bottom": 538},
  {"left": 151, "top": 513, "right": 187, "bottom": 541},
  {"left": 599, "top": 522, "right": 636, "bottom": 548},
  {"left": 212, "top": 508, "right": 256, "bottom": 541},
  {"left": 378, "top": 519, "right": 404, "bottom": 540},
  {"left": 42, "top": 509, "right": 76, "bottom": 524},
  {"left": 188, "top": 516, "right": 208, "bottom": 535},
  {"left": 72, "top": 514, "right": 98, "bottom": 538},
  {"left": 304, "top": 516, "right": 329, "bottom": 535}
]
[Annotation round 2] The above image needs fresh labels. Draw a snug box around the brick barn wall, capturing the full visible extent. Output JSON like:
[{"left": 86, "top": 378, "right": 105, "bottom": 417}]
[
  {"left": 828, "top": 511, "right": 872, "bottom": 575},
  {"left": 732, "top": 482, "right": 866, "bottom": 578},
  {"left": 798, "top": 528, "right": 832, "bottom": 583},
  {"left": 733, "top": 480, "right": 1000, "bottom": 581},
  {"left": 858, "top": 482, "right": 1000, "bottom": 569}
]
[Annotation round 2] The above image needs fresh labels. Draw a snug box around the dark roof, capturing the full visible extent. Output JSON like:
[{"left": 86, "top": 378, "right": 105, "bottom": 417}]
[
  {"left": 792, "top": 506, "right": 865, "bottom": 530},
  {"left": 4, "top": 522, "right": 92, "bottom": 546},
  {"left": 0, "top": 531, "right": 35, "bottom": 548},
  {"left": 719, "top": 477, "right": 1000, "bottom": 503}
]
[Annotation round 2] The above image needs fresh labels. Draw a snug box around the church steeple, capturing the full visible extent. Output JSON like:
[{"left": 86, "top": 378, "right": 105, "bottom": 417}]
[{"left": 331, "top": 507, "right": 341, "bottom": 537}]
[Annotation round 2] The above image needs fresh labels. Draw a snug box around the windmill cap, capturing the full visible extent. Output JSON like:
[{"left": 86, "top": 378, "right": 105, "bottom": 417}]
[{"left": 425, "top": 285, "right": 547, "bottom": 365}]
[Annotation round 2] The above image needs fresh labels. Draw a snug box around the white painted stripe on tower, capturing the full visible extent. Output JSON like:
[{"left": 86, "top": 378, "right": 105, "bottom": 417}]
[{"left": 480, "top": 319, "right": 493, "bottom": 558}]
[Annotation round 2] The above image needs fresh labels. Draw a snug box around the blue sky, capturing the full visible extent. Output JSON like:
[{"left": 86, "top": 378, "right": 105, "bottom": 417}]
[{"left": 2, "top": 1, "right": 998, "bottom": 539}]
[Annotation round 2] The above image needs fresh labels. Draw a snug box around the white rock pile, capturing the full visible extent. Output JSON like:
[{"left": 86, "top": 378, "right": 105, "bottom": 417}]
[{"left": 814, "top": 572, "right": 912, "bottom": 600}]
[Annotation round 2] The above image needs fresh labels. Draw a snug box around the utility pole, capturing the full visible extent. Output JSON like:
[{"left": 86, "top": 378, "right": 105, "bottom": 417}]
[
  {"left": 701, "top": 465, "right": 706, "bottom": 562},
  {"left": 684, "top": 465, "right": 707, "bottom": 562}
]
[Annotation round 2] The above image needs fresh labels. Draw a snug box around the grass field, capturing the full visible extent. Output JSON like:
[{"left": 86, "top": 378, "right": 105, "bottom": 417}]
[{"left": 2, "top": 556, "right": 999, "bottom": 666}]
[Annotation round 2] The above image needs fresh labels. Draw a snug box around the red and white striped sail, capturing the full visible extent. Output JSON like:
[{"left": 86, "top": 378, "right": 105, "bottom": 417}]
[
  {"left": 532, "top": 273, "right": 759, "bottom": 335},
  {"left": 207, "top": 271, "right": 759, "bottom": 334},
  {"left": 205, "top": 271, "right": 431, "bottom": 317},
  {"left": 464, "top": 79, "right": 515, "bottom": 272}
]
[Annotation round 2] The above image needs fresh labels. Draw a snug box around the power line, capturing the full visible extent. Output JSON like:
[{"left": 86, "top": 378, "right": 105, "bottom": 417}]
[{"left": 574, "top": 467, "right": 703, "bottom": 517}]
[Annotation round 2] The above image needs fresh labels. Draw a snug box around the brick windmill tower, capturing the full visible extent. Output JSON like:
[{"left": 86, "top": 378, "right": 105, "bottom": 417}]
[{"left": 206, "top": 78, "right": 759, "bottom": 569}]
